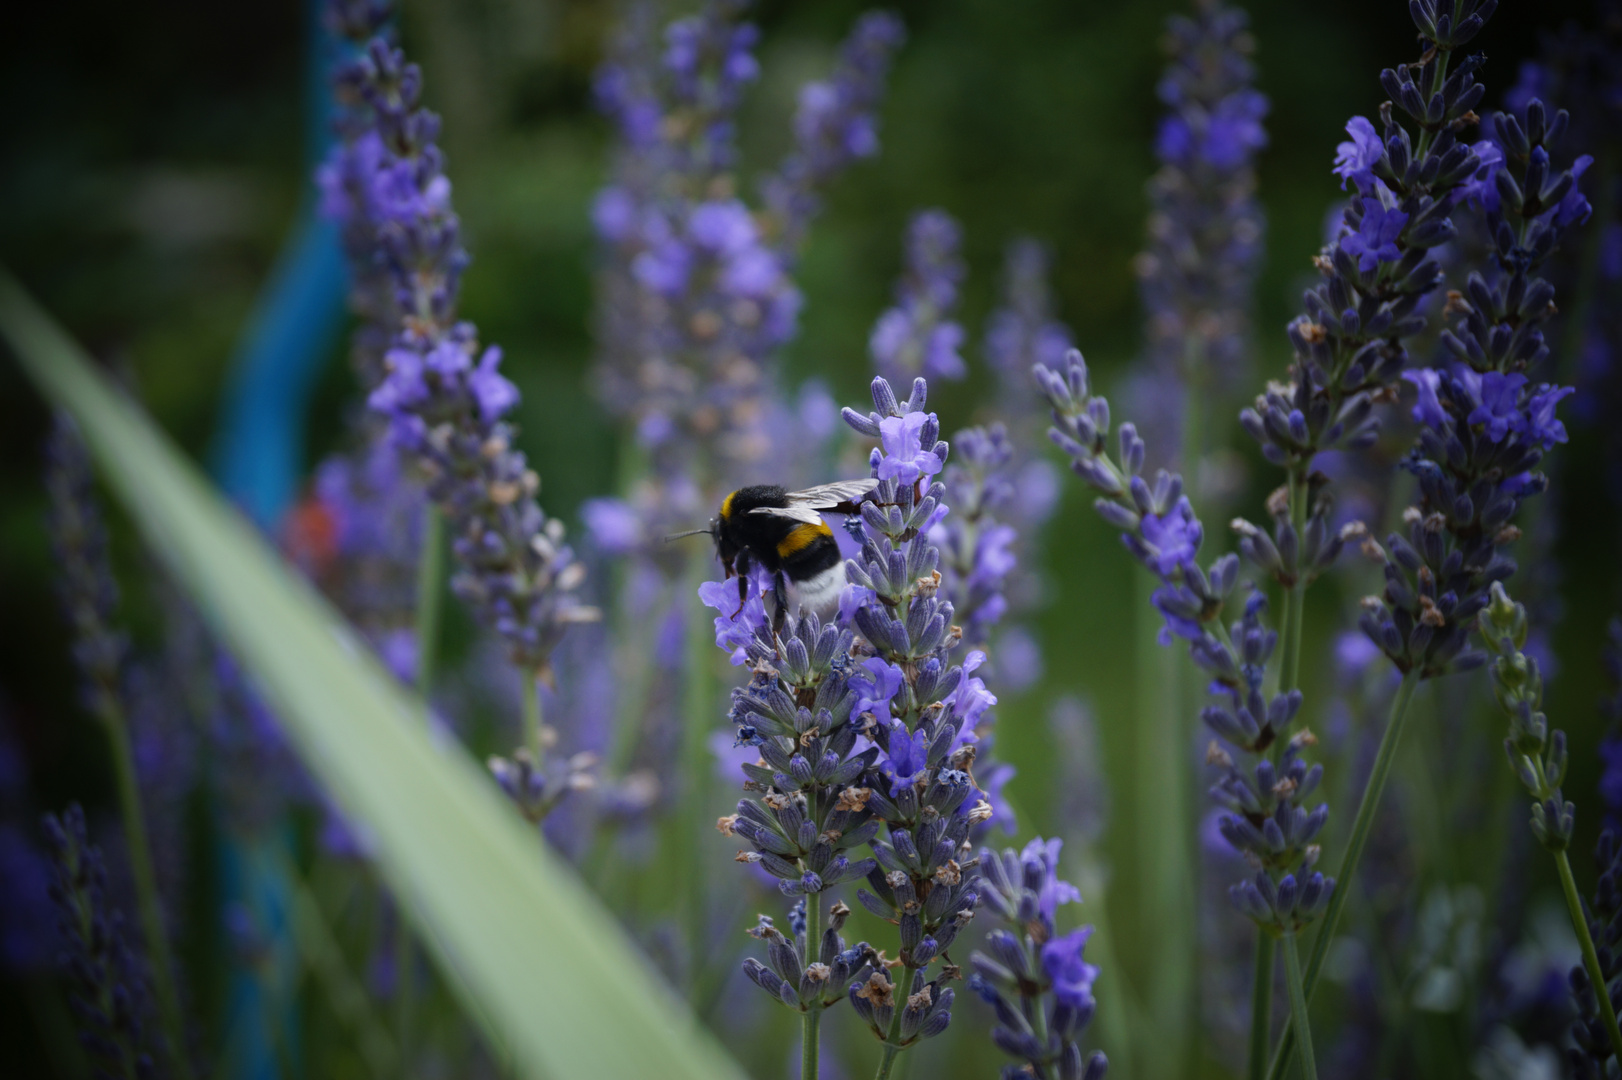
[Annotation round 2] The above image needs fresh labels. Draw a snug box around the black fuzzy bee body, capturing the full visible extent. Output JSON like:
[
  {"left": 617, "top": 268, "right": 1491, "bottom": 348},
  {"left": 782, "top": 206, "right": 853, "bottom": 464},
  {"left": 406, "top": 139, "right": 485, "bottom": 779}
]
[{"left": 702, "top": 479, "right": 879, "bottom": 632}]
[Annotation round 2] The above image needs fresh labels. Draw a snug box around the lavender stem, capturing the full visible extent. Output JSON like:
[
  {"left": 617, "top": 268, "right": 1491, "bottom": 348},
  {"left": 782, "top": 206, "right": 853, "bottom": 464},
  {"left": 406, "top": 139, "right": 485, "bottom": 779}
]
[
  {"left": 801, "top": 889, "right": 821, "bottom": 1080},
  {"left": 1554, "top": 847, "right": 1622, "bottom": 1062},
  {"left": 523, "top": 674, "right": 543, "bottom": 760},
  {"left": 1266, "top": 670, "right": 1420, "bottom": 1080},
  {"left": 414, "top": 506, "right": 444, "bottom": 701},
  {"left": 1246, "top": 934, "right": 1273, "bottom": 1080},
  {"left": 1279, "top": 932, "right": 1317, "bottom": 1080},
  {"left": 105, "top": 708, "right": 194, "bottom": 1080},
  {"left": 1280, "top": 470, "right": 1308, "bottom": 697}
]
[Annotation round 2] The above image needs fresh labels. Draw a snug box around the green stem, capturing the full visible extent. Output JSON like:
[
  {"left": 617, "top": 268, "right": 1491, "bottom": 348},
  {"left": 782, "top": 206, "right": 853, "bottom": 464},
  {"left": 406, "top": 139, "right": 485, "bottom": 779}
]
[
  {"left": 678, "top": 556, "right": 717, "bottom": 988},
  {"left": 415, "top": 506, "right": 443, "bottom": 699},
  {"left": 1281, "top": 470, "right": 1309, "bottom": 699},
  {"left": 102, "top": 708, "right": 193, "bottom": 1080},
  {"left": 522, "top": 670, "right": 543, "bottom": 759},
  {"left": 1246, "top": 933, "right": 1274, "bottom": 1080},
  {"left": 802, "top": 893, "right": 822, "bottom": 1080},
  {"left": 279, "top": 853, "right": 398, "bottom": 1078},
  {"left": 397, "top": 506, "right": 445, "bottom": 1077},
  {"left": 872, "top": 969, "right": 917, "bottom": 1080},
  {"left": 1267, "top": 671, "right": 1420, "bottom": 1080},
  {"left": 1555, "top": 848, "right": 1622, "bottom": 1062},
  {"left": 1280, "top": 933, "right": 1319, "bottom": 1080}
]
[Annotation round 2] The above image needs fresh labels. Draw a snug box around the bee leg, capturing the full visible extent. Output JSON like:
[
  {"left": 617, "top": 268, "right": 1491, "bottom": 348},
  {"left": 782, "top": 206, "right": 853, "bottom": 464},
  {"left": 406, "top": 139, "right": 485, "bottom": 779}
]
[
  {"left": 770, "top": 572, "right": 789, "bottom": 637},
  {"left": 731, "top": 550, "right": 752, "bottom": 619}
]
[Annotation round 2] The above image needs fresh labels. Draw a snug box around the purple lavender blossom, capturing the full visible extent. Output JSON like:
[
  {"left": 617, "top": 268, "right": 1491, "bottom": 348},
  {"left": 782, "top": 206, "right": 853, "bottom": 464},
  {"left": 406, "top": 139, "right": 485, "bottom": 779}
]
[
  {"left": 303, "top": 438, "right": 426, "bottom": 675},
  {"left": 933, "top": 425, "right": 1022, "bottom": 647},
  {"left": 1135, "top": 0, "right": 1268, "bottom": 459},
  {"left": 45, "top": 413, "right": 127, "bottom": 725},
  {"left": 322, "top": 23, "right": 597, "bottom": 682},
  {"left": 1243, "top": 7, "right": 1498, "bottom": 477},
  {"left": 1036, "top": 348, "right": 1340, "bottom": 940},
  {"left": 970, "top": 838, "right": 1108, "bottom": 1079},
  {"left": 976, "top": 241, "right": 1073, "bottom": 692},
  {"left": 762, "top": 12, "right": 905, "bottom": 253},
  {"left": 43, "top": 804, "right": 164, "bottom": 1078},
  {"left": 869, "top": 211, "right": 967, "bottom": 384},
  {"left": 718, "top": 377, "right": 991, "bottom": 1058},
  {"left": 1339, "top": 200, "right": 1408, "bottom": 272}
]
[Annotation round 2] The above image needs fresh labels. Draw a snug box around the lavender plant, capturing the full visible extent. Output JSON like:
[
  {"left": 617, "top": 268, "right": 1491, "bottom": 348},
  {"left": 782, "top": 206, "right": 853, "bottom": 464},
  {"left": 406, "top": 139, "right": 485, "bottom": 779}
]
[
  {"left": 45, "top": 414, "right": 192, "bottom": 1079},
  {"left": 975, "top": 240, "right": 1072, "bottom": 693},
  {"left": 969, "top": 838, "right": 1108, "bottom": 1080},
  {"left": 1034, "top": 348, "right": 1339, "bottom": 1078},
  {"left": 713, "top": 376, "right": 1007, "bottom": 1079},
  {"left": 586, "top": 2, "right": 905, "bottom": 857},
  {"left": 1475, "top": 584, "right": 1622, "bottom": 1064},
  {"left": 43, "top": 804, "right": 163, "bottom": 1080},
  {"left": 870, "top": 210, "right": 968, "bottom": 385},
  {"left": 321, "top": 8, "right": 598, "bottom": 801},
  {"left": 1134, "top": 0, "right": 1267, "bottom": 470}
]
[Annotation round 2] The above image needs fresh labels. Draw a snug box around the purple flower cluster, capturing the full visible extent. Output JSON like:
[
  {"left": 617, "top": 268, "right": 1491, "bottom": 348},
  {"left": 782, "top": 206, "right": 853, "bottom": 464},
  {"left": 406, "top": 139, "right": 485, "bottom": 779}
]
[
  {"left": 984, "top": 240, "right": 1074, "bottom": 408},
  {"left": 1505, "top": 21, "right": 1622, "bottom": 499},
  {"left": 1135, "top": 0, "right": 1267, "bottom": 453},
  {"left": 45, "top": 413, "right": 127, "bottom": 725},
  {"left": 593, "top": 1, "right": 902, "bottom": 493},
  {"left": 1244, "top": 2, "right": 1499, "bottom": 476},
  {"left": 932, "top": 425, "right": 1021, "bottom": 647},
  {"left": 1035, "top": 349, "right": 1339, "bottom": 936},
  {"left": 713, "top": 377, "right": 1001, "bottom": 1054},
  {"left": 44, "top": 804, "right": 163, "bottom": 1079},
  {"left": 869, "top": 211, "right": 968, "bottom": 385},
  {"left": 321, "top": 21, "right": 596, "bottom": 679},
  {"left": 969, "top": 837, "right": 1108, "bottom": 1080},
  {"left": 976, "top": 241, "right": 1070, "bottom": 692},
  {"left": 763, "top": 11, "right": 906, "bottom": 254},
  {"left": 1355, "top": 93, "right": 1587, "bottom": 677},
  {"left": 305, "top": 439, "right": 426, "bottom": 682}
]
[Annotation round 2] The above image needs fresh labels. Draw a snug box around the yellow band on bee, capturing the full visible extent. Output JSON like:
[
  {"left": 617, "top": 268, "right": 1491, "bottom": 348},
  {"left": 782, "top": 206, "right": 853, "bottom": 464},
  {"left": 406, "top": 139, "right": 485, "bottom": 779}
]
[
  {"left": 720, "top": 491, "right": 737, "bottom": 521},
  {"left": 776, "top": 521, "right": 832, "bottom": 558}
]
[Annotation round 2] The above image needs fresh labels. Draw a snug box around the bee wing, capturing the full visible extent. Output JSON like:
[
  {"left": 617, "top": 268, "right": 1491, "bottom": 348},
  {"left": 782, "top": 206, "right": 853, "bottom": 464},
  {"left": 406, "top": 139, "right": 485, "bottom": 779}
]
[
  {"left": 782, "top": 478, "right": 880, "bottom": 509},
  {"left": 748, "top": 504, "right": 827, "bottom": 524}
]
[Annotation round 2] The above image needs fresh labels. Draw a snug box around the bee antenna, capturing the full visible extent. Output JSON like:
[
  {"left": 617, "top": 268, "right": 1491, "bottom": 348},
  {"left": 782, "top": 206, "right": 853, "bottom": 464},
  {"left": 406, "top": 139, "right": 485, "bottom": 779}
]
[{"left": 663, "top": 526, "right": 715, "bottom": 543}]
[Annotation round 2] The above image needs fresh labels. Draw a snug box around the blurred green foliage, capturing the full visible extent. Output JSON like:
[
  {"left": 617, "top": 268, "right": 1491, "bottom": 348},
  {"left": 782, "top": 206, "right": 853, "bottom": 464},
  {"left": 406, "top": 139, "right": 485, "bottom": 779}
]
[{"left": 4, "top": 0, "right": 1620, "bottom": 1076}]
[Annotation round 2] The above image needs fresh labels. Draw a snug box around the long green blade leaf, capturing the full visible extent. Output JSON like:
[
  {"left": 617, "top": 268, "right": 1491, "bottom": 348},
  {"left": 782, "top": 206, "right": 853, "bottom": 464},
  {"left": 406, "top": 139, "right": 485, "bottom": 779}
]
[{"left": 0, "top": 270, "right": 745, "bottom": 1080}]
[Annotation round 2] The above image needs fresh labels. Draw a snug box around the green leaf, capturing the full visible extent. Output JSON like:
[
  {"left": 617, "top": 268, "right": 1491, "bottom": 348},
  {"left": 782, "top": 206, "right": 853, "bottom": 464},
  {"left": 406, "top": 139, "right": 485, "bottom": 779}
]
[{"left": 0, "top": 270, "right": 747, "bottom": 1080}]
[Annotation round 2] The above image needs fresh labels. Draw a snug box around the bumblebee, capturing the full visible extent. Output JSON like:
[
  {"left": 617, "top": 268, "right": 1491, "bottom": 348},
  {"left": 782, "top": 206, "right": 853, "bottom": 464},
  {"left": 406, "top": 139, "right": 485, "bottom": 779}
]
[{"left": 669, "top": 479, "right": 879, "bottom": 631}]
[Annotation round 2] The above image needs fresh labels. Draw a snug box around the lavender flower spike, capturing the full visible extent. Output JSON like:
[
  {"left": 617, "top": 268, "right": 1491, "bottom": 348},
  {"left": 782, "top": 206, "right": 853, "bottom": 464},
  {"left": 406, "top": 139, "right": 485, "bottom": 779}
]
[
  {"left": 44, "top": 804, "right": 163, "bottom": 1080},
  {"left": 1136, "top": 0, "right": 1267, "bottom": 458},
  {"left": 969, "top": 837, "right": 1108, "bottom": 1080},
  {"left": 324, "top": 17, "right": 597, "bottom": 680},
  {"left": 763, "top": 11, "right": 905, "bottom": 254},
  {"left": 1478, "top": 584, "right": 1622, "bottom": 1065},
  {"left": 870, "top": 211, "right": 968, "bottom": 384}
]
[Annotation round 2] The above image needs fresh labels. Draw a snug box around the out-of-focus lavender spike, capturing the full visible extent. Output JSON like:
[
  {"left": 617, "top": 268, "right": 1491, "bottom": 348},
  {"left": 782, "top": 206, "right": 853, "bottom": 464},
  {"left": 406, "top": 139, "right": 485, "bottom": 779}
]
[
  {"left": 763, "top": 11, "right": 905, "bottom": 254},
  {"left": 870, "top": 210, "right": 967, "bottom": 385},
  {"left": 971, "top": 240, "right": 1072, "bottom": 693},
  {"left": 0, "top": 712, "right": 54, "bottom": 977},
  {"left": 1132, "top": 0, "right": 1266, "bottom": 468},
  {"left": 969, "top": 838, "right": 1108, "bottom": 1079},
  {"left": 295, "top": 438, "right": 426, "bottom": 680},
  {"left": 44, "top": 804, "right": 164, "bottom": 1079},
  {"left": 45, "top": 413, "right": 126, "bottom": 723},
  {"left": 984, "top": 239, "right": 1073, "bottom": 405}
]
